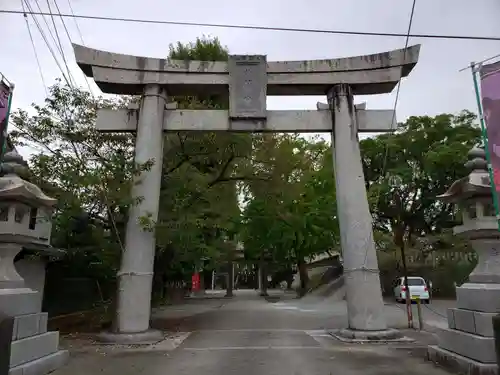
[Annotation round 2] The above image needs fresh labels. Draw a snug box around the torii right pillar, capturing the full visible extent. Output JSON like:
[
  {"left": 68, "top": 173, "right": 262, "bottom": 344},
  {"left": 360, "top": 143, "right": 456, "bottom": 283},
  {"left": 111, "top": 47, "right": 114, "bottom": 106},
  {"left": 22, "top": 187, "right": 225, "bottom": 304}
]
[{"left": 328, "top": 84, "right": 400, "bottom": 340}]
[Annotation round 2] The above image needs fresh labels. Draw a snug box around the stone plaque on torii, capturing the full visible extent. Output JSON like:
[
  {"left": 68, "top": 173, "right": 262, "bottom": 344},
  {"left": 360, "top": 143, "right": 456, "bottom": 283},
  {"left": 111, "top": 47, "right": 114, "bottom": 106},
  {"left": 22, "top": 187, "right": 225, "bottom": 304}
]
[{"left": 73, "top": 43, "right": 420, "bottom": 343}]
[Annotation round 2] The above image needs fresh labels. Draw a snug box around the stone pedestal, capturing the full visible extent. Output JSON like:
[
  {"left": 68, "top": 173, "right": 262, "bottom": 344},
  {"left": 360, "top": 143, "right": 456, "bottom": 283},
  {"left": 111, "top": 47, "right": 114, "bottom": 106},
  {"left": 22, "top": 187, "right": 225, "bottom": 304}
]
[
  {"left": 0, "top": 150, "right": 69, "bottom": 375},
  {"left": 1, "top": 245, "right": 68, "bottom": 375},
  {"left": 427, "top": 151, "right": 500, "bottom": 375},
  {"left": 428, "top": 240, "right": 500, "bottom": 374}
]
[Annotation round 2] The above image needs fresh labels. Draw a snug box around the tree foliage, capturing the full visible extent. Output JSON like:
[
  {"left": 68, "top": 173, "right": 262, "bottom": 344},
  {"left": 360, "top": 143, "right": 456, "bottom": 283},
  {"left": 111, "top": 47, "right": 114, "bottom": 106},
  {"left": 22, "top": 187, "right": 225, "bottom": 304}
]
[
  {"left": 9, "top": 37, "right": 255, "bottom": 286},
  {"left": 362, "top": 111, "right": 481, "bottom": 241},
  {"left": 240, "top": 134, "right": 339, "bottom": 292}
]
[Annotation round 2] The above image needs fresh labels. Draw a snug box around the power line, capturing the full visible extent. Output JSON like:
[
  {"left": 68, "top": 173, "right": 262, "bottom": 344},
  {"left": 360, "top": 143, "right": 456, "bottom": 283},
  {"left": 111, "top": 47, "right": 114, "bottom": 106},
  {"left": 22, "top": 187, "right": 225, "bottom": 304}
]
[
  {"left": 31, "top": 0, "right": 64, "bottom": 58},
  {"left": 459, "top": 53, "right": 500, "bottom": 72},
  {"left": 368, "top": 0, "right": 417, "bottom": 265},
  {"left": 52, "top": 0, "right": 74, "bottom": 50},
  {"left": 65, "top": 0, "right": 84, "bottom": 45},
  {"left": 45, "top": 0, "right": 73, "bottom": 86},
  {"left": 57, "top": 0, "right": 94, "bottom": 94},
  {"left": 21, "top": 0, "right": 48, "bottom": 96},
  {"left": 371, "top": 0, "right": 418, "bottom": 330},
  {"left": 22, "top": 0, "right": 72, "bottom": 87},
  {"left": 3, "top": 8, "right": 500, "bottom": 41}
]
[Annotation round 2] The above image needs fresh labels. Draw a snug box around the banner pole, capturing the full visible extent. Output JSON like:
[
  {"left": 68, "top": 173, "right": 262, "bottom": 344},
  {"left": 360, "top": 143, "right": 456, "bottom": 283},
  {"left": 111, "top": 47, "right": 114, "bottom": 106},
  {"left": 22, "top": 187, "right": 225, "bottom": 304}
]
[{"left": 470, "top": 61, "right": 500, "bottom": 231}]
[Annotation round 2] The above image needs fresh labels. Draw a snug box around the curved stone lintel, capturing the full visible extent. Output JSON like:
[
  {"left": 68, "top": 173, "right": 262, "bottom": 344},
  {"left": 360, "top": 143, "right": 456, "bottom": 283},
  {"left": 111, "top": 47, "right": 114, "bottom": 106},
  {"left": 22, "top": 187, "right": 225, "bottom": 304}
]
[
  {"left": 74, "top": 43, "right": 420, "bottom": 75},
  {"left": 73, "top": 44, "right": 420, "bottom": 96},
  {"left": 89, "top": 65, "right": 404, "bottom": 96}
]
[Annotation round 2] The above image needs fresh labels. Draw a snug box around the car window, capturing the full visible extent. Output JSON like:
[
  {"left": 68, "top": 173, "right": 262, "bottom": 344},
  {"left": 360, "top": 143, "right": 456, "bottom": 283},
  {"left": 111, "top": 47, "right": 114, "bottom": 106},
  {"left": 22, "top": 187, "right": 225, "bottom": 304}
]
[{"left": 407, "top": 278, "right": 425, "bottom": 286}]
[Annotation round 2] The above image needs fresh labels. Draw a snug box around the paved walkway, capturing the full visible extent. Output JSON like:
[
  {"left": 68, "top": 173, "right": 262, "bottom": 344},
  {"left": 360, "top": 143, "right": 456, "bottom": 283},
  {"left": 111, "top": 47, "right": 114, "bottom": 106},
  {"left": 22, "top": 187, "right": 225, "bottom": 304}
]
[{"left": 54, "top": 290, "right": 452, "bottom": 375}]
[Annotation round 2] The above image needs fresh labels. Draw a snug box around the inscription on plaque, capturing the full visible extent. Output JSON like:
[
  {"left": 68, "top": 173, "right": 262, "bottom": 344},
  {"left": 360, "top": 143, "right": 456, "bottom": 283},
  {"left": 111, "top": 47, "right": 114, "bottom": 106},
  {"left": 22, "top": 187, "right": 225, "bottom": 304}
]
[{"left": 228, "top": 55, "right": 267, "bottom": 121}]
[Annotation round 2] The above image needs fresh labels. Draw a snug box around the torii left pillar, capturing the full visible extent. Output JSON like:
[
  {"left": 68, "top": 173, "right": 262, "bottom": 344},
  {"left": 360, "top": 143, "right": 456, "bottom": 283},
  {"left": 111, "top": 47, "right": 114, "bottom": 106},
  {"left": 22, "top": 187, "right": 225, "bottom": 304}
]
[{"left": 99, "top": 84, "right": 167, "bottom": 343}]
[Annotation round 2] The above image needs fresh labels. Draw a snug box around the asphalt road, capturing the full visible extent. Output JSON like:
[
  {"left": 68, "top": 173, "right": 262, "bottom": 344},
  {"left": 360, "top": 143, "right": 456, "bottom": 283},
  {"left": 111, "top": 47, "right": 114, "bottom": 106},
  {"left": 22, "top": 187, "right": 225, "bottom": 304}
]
[{"left": 54, "top": 290, "right": 452, "bottom": 375}]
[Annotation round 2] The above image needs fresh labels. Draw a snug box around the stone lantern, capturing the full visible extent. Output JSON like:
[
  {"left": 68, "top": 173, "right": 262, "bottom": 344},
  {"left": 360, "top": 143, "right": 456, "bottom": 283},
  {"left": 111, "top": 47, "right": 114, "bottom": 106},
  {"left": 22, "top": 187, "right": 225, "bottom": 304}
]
[
  {"left": 0, "top": 150, "right": 68, "bottom": 375},
  {"left": 428, "top": 146, "right": 500, "bottom": 374}
]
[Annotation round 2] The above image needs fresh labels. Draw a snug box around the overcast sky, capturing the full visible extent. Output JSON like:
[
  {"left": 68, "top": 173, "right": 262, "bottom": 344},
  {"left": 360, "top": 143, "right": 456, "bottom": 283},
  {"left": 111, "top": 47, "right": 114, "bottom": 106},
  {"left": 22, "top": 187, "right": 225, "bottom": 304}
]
[{"left": 1, "top": 0, "right": 500, "bottom": 154}]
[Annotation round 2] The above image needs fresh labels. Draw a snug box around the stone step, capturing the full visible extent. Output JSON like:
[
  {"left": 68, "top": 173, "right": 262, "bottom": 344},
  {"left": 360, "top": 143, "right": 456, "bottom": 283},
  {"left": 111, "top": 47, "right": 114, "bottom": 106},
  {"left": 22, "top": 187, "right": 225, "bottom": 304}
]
[
  {"left": 10, "top": 331, "right": 60, "bottom": 368},
  {"left": 12, "top": 313, "right": 48, "bottom": 341},
  {"left": 9, "top": 350, "right": 68, "bottom": 375},
  {"left": 437, "top": 327, "right": 496, "bottom": 363},
  {"left": 427, "top": 345, "right": 497, "bottom": 375}
]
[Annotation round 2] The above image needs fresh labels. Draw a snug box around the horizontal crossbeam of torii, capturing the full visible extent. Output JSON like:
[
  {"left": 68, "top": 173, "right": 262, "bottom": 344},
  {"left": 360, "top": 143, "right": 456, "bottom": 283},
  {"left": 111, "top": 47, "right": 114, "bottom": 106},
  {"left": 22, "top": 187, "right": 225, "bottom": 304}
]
[
  {"left": 96, "top": 102, "right": 395, "bottom": 133},
  {"left": 72, "top": 43, "right": 421, "bottom": 344}
]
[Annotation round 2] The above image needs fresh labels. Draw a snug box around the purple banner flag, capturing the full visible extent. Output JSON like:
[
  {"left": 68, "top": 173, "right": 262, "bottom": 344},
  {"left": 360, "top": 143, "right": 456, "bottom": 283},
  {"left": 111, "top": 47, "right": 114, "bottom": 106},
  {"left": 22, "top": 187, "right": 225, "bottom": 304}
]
[
  {"left": 0, "top": 82, "right": 10, "bottom": 125},
  {"left": 480, "top": 61, "right": 500, "bottom": 191}
]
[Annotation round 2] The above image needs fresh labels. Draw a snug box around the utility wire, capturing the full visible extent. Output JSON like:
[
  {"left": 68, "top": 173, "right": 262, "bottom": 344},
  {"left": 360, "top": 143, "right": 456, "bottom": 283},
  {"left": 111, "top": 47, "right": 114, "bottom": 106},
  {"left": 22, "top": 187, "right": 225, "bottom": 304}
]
[
  {"left": 366, "top": 0, "right": 417, "bottom": 267},
  {"left": 22, "top": 0, "right": 72, "bottom": 87},
  {"left": 18, "top": 2, "right": 122, "bottom": 255},
  {"left": 52, "top": 0, "right": 74, "bottom": 50},
  {"left": 31, "top": 0, "right": 64, "bottom": 58},
  {"left": 21, "top": 1, "right": 48, "bottom": 97},
  {"left": 65, "top": 0, "right": 84, "bottom": 44},
  {"left": 459, "top": 53, "right": 500, "bottom": 72},
  {"left": 45, "top": 0, "right": 73, "bottom": 86},
  {"left": 51, "top": 0, "right": 94, "bottom": 94},
  {"left": 3, "top": 8, "right": 500, "bottom": 41},
  {"left": 48, "top": 2, "right": 115, "bottom": 249}
]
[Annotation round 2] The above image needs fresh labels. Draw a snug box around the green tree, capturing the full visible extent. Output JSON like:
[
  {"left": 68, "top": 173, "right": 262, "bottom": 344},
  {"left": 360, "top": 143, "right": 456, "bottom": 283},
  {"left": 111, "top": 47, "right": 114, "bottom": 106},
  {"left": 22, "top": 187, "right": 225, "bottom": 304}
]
[
  {"left": 9, "top": 36, "right": 262, "bottom": 304},
  {"left": 241, "top": 134, "right": 339, "bottom": 294},
  {"left": 153, "top": 37, "right": 255, "bottom": 290},
  {"left": 361, "top": 111, "right": 481, "bottom": 259}
]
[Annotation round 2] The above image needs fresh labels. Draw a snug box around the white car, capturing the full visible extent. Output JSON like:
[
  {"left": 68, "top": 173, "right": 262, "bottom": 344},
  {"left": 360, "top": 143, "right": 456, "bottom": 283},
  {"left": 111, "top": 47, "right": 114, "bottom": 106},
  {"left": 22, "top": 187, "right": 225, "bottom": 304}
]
[{"left": 393, "top": 276, "right": 430, "bottom": 304}]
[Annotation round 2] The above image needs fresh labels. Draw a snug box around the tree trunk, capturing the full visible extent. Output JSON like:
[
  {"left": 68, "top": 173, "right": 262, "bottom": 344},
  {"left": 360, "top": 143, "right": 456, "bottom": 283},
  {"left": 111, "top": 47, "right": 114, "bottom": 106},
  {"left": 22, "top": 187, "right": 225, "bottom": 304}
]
[
  {"left": 297, "top": 259, "right": 309, "bottom": 296},
  {"left": 225, "top": 260, "right": 234, "bottom": 297},
  {"left": 259, "top": 260, "right": 268, "bottom": 296}
]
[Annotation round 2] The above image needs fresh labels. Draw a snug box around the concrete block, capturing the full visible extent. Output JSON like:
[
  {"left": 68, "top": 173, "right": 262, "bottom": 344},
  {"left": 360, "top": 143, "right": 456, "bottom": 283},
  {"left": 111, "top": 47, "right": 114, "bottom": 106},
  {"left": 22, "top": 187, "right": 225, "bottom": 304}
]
[
  {"left": 10, "top": 331, "right": 59, "bottom": 367},
  {"left": 38, "top": 314, "right": 47, "bottom": 333},
  {"left": 0, "top": 288, "right": 40, "bottom": 316},
  {"left": 428, "top": 345, "right": 497, "bottom": 375},
  {"left": 456, "top": 283, "right": 500, "bottom": 313},
  {"left": 12, "top": 313, "right": 48, "bottom": 340},
  {"left": 9, "top": 350, "right": 69, "bottom": 375},
  {"left": 437, "top": 327, "right": 496, "bottom": 363},
  {"left": 447, "top": 308, "right": 455, "bottom": 329},
  {"left": 453, "top": 309, "right": 476, "bottom": 334},
  {"left": 473, "top": 311, "right": 496, "bottom": 337},
  {"left": 7, "top": 366, "right": 23, "bottom": 375},
  {"left": 447, "top": 308, "right": 496, "bottom": 337},
  {"left": 11, "top": 315, "right": 18, "bottom": 341}
]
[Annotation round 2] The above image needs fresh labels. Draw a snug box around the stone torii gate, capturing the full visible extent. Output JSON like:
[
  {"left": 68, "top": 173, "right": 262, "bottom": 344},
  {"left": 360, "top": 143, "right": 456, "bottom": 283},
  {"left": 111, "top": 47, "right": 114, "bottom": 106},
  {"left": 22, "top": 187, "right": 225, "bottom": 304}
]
[{"left": 72, "top": 43, "right": 420, "bottom": 343}]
